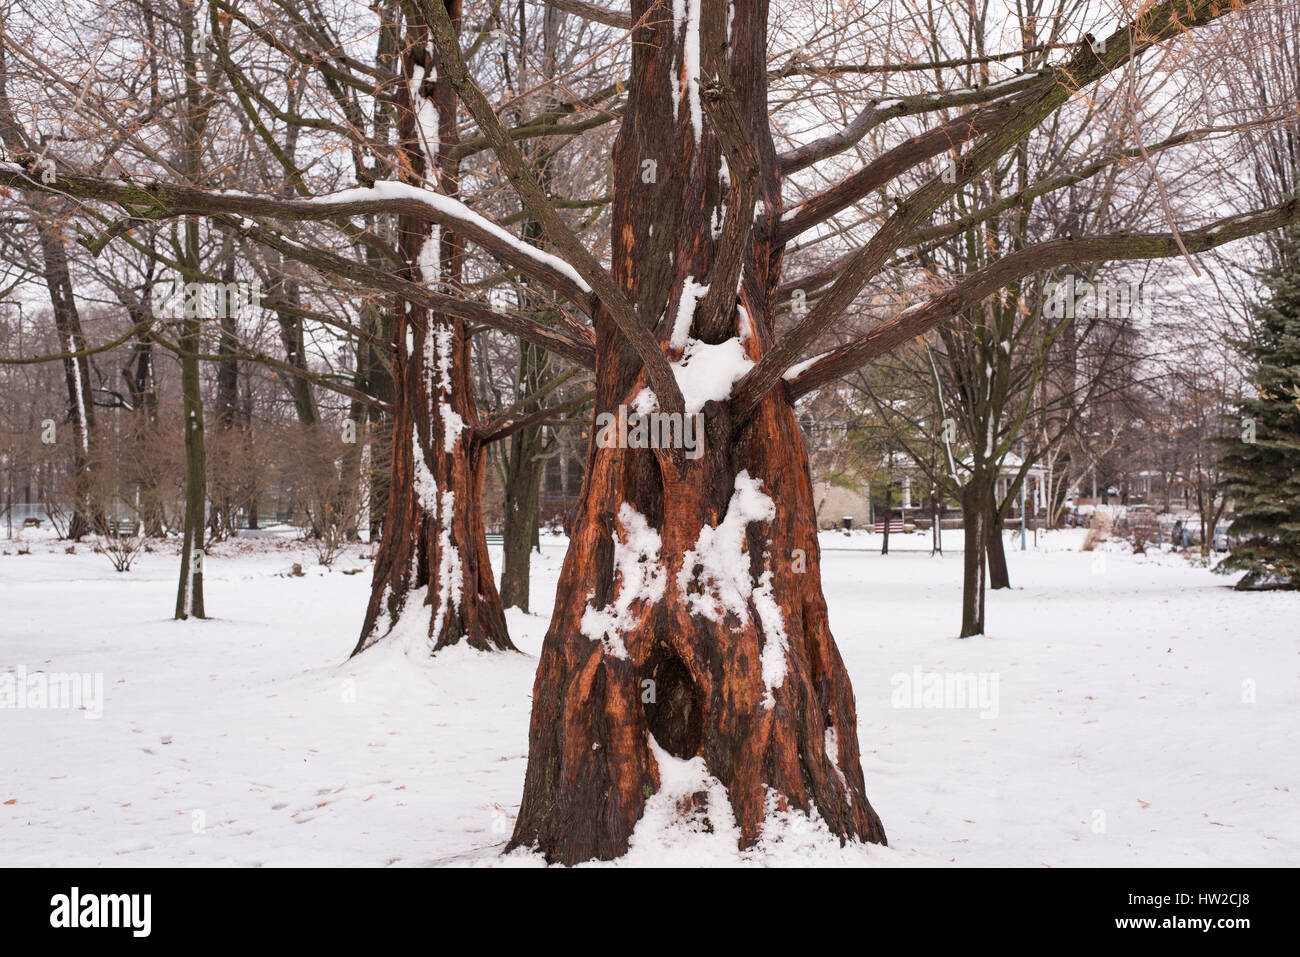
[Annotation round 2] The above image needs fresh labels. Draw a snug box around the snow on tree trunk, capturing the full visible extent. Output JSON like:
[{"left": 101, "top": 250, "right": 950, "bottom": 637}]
[
  {"left": 356, "top": 9, "right": 513, "bottom": 655},
  {"left": 508, "top": 0, "right": 885, "bottom": 863}
]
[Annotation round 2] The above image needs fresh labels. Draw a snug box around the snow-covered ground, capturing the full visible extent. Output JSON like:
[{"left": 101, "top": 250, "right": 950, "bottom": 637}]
[{"left": 1, "top": 527, "right": 1295, "bottom": 867}]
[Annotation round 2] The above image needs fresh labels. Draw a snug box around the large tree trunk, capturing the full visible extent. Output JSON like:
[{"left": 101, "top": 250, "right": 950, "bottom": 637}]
[
  {"left": 508, "top": 0, "right": 885, "bottom": 863},
  {"left": 355, "top": 5, "right": 513, "bottom": 655}
]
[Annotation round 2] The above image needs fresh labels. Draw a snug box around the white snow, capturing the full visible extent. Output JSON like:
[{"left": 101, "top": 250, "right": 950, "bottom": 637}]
[
  {"left": 737, "top": 304, "right": 755, "bottom": 343},
  {"left": 710, "top": 204, "right": 727, "bottom": 239},
  {"left": 431, "top": 491, "right": 463, "bottom": 641},
  {"left": 677, "top": 473, "right": 789, "bottom": 707},
  {"left": 670, "top": 336, "right": 755, "bottom": 413},
  {"left": 670, "top": 278, "right": 709, "bottom": 351},
  {"left": 428, "top": 320, "right": 463, "bottom": 453},
  {"left": 2, "top": 526, "right": 1297, "bottom": 867},
  {"left": 783, "top": 351, "right": 830, "bottom": 381},
  {"left": 824, "top": 726, "right": 852, "bottom": 806},
  {"left": 69, "top": 341, "right": 88, "bottom": 453},
  {"left": 579, "top": 503, "right": 666, "bottom": 660},
  {"left": 412, "top": 423, "right": 439, "bottom": 511},
  {"left": 679, "top": 472, "right": 775, "bottom": 623},
  {"left": 410, "top": 57, "right": 442, "bottom": 297},
  {"left": 417, "top": 232, "right": 440, "bottom": 287},
  {"left": 751, "top": 568, "right": 789, "bottom": 708},
  {"left": 631, "top": 387, "right": 658, "bottom": 415},
  {"left": 441, "top": 408, "right": 465, "bottom": 454},
  {"left": 306, "top": 182, "right": 591, "bottom": 293},
  {"left": 409, "top": 61, "right": 440, "bottom": 174},
  {"left": 672, "top": 0, "right": 702, "bottom": 145}
]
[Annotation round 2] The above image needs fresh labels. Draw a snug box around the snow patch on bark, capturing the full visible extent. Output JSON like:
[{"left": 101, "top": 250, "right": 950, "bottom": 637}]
[
  {"left": 432, "top": 321, "right": 454, "bottom": 390},
  {"left": 737, "top": 304, "right": 755, "bottom": 343},
  {"left": 679, "top": 471, "right": 774, "bottom": 621},
  {"left": 824, "top": 726, "right": 853, "bottom": 806},
  {"left": 412, "top": 422, "right": 439, "bottom": 512},
  {"left": 670, "top": 0, "right": 701, "bottom": 143},
  {"left": 678, "top": 472, "right": 790, "bottom": 707},
  {"left": 179, "top": 535, "right": 195, "bottom": 619},
  {"left": 409, "top": 59, "right": 440, "bottom": 174},
  {"left": 580, "top": 503, "right": 665, "bottom": 659},
  {"left": 782, "top": 351, "right": 829, "bottom": 381},
  {"left": 431, "top": 491, "right": 463, "bottom": 641},
  {"left": 683, "top": 0, "right": 703, "bottom": 146},
  {"left": 441, "top": 407, "right": 465, "bottom": 453},
  {"left": 752, "top": 568, "right": 790, "bottom": 708},
  {"left": 417, "top": 231, "right": 440, "bottom": 286},
  {"left": 710, "top": 204, "right": 726, "bottom": 239},
  {"left": 670, "top": 278, "right": 709, "bottom": 351},
  {"left": 409, "top": 53, "right": 443, "bottom": 295},
  {"left": 428, "top": 320, "right": 463, "bottom": 453},
  {"left": 670, "top": 337, "right": 754, "bottom": 413},
  {"left": 69, "top": 343, "right": 89, "bottom": 453},
  {"left": 632, "top": 387, "right": 658, "bottom": 415}
]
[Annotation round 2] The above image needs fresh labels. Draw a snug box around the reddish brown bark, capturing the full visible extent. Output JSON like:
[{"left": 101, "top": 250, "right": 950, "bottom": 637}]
[
  {"left": 508, "top": 0, "right": 884, "bottom": 863},
  {"left": 355, "top": 5, "right": 513, "bottom": 655}
]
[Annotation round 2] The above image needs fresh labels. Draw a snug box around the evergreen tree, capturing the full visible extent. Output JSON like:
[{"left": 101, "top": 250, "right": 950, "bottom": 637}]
[{"left": 1216, "top": 229, "right": 1300, "bottom": 590}]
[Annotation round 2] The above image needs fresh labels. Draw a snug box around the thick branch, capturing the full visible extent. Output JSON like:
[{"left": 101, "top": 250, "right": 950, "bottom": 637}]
[
  {"left": 236, "top": 217, "right": 597, "bottom": 368},
  {"left": 736, "top": 0, "right": 1261, "bottom": 419},
  {"left": 778, "top": 70, "right": 1047, "bottom": 175},
  {"left": 546, "top": 0, "right": 631, "bottom": 30},
  {"left": 0, "top": 164, "right": 597, "bottom": 312},
  {"left": 786, "top": 198, "right": 1300, "bottom": 397}
]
